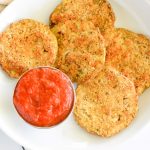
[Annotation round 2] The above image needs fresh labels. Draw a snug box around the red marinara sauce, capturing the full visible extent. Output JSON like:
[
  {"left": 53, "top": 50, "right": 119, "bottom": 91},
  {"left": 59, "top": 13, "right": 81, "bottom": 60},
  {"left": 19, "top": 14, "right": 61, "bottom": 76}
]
[{"left": 13, "top": 67, "right": 74, "bottom": 127}]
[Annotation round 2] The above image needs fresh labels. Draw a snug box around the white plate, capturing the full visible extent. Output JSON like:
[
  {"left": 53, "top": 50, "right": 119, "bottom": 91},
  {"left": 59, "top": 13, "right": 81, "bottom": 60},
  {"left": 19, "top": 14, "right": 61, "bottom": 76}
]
[{"left": 0, "top": 0, "right": 150, "bottom": 150}]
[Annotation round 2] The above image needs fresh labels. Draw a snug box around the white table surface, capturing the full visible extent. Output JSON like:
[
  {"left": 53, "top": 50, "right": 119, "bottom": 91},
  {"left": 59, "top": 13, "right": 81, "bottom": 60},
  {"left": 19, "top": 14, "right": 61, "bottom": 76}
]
[
  {"left": 0, "top": 129, "right": 22, "bottom": 150},
  {"left": 0, "top": 123, "right": 150, "bottom": 150}
]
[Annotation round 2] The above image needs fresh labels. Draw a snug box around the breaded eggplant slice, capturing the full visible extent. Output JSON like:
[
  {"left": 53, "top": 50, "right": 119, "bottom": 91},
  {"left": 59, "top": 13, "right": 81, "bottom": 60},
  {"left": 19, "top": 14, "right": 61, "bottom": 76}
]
[
  {"left": 0, "top": 19, "right": 58, "bottom": 78},
  {"left": 106, "top": 28, "right": 150, "bottom": 95},
  {"left": 52, "top": 20, "right": 106, "bottom": 83},
  {"left": 74, "top": 67, "right": 138, "bottom": 137},
  {"left": 50, "top": 0, "right": 115, "bottom": 34}
]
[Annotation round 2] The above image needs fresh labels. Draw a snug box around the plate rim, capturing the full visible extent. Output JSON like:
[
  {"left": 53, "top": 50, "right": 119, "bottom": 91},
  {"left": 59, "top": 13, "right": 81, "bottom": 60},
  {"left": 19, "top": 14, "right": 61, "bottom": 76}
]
[{"left": 0, "top": 0, "right": 150, "bottom": 149}]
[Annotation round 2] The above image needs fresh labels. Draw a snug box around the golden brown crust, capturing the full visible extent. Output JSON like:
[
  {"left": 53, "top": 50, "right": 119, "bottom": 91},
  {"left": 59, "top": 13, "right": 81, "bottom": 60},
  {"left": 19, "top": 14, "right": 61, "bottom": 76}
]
[
  {"left": 50, "top": 0, "right": 115, "bottom": 34},
  {"left": 0, "top": 19, "right": 58, "bottom": 78},
  {"left": 52, "top": 20, "right": 106, "bottom": 82},
  {"left": 74, "top": 67, "right": 138, "bottom": 137},
  {"left": 106, "top": 28, "right": 150, "bottom": 95}
]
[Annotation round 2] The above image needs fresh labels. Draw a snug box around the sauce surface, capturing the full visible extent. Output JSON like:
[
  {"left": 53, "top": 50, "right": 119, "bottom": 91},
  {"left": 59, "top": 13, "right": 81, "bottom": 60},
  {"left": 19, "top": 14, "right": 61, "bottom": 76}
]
[{"left": 13, "top": 67, "right": 74, "bottom": 127}]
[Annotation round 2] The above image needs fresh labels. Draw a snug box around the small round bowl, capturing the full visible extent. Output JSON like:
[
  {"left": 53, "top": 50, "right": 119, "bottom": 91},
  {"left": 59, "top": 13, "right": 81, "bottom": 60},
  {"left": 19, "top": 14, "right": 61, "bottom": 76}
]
[{"left": 13, "top": 66, "right": 76, "bottom": 128}]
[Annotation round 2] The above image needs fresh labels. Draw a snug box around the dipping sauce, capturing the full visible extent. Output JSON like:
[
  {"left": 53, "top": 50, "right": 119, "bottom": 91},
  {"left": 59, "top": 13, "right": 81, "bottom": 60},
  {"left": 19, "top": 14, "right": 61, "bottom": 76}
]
[{"left": 13, "top": 67, "right": 74, "bottom": 127}]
